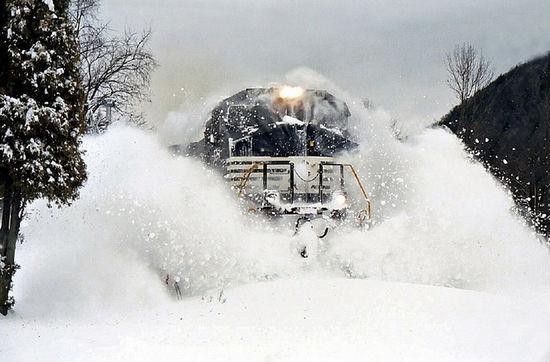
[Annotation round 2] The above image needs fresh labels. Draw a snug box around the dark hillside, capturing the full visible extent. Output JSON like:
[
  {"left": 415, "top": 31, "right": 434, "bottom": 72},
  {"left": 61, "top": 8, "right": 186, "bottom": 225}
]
[{"left": 439, "top": 53, "right": 550, "bottom": 235}]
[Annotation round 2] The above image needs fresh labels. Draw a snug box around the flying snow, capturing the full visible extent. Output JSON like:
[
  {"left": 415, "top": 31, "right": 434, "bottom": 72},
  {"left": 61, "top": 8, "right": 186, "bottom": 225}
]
[{"left": 12, "top": 71, "right": 550, "bottom": 317}]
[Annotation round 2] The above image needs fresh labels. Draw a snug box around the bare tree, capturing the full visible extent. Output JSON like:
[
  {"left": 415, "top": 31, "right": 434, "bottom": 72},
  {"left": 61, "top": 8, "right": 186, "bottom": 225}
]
[
  {"left": 445, "top": 42, "right": 494, "bottom": 104},
  {"left": 69, "top": 0, "right": 157, "bottom": 132}
]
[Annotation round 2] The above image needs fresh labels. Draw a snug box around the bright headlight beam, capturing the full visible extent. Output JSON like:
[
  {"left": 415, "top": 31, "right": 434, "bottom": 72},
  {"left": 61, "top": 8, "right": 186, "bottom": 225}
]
[
  {"left": 335, "top": 194, "right": 347, "bottom": 205},
  {"left": 279, "top": 86, "right": 305, "bottom": 100}
]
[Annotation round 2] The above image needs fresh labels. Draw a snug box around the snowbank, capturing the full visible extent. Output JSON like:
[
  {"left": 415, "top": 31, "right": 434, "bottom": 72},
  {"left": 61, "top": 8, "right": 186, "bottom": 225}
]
[{"left": 3, "top": 278, "right": 550, "bottom": 361}]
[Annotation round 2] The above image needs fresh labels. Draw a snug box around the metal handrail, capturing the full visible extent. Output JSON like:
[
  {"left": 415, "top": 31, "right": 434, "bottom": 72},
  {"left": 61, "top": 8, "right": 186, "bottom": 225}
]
[
  {"left": 343, "top": 164, "right": 372, "bottom": 222},
  {"left": 235, "top": 160, "right": 373, "bottom": 225},
  {"left": 237, "top": 162, "right": 261, "bottom": 197}
]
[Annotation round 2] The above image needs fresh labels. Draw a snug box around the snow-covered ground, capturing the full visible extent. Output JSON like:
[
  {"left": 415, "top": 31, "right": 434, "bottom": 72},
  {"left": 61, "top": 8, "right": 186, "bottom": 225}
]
[
  {"left": 4, "top": 277, "right": 550, "bottom": 362},
  {"left": 2, "top": 95, "right": 550, "bottom": 361}
]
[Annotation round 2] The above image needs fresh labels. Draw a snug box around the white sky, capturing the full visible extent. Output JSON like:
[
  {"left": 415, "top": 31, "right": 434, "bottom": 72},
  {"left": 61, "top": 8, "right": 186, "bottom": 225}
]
[{"left": 102, "top": 0, "right": 550, "bottom": 125}]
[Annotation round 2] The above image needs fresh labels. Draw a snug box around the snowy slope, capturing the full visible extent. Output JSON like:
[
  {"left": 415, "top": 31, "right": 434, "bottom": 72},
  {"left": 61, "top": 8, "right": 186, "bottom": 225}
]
[{"left": 3, "top": 277, "right": 550, "bottom": 362}]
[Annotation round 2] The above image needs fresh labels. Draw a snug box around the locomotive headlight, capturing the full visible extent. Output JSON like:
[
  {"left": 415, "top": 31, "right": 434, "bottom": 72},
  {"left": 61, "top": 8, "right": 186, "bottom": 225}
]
[
  {"left": 332, "top": 190, "right": 348, "bottom": 208},
  {"left": 279, "top": 86, "right": 304, "bottom": 100}
]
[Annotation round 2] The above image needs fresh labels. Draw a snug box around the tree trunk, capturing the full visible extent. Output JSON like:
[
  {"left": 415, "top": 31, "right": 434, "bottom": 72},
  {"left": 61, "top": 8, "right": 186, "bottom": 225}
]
[{"left": 0, "top": 181, "right": 22, "bottom": 316}]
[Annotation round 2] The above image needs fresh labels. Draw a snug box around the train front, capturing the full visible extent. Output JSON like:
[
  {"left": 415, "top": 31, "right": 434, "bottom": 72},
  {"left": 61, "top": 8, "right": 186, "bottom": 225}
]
[{"left": 188, "top": 86, "right": 371, "bottom": 226}]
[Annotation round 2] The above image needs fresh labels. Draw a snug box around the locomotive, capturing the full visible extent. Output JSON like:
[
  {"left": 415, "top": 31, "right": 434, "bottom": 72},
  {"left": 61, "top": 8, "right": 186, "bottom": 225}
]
[{"left": 182, "top": 86, "right": 372, "bottom": 245}]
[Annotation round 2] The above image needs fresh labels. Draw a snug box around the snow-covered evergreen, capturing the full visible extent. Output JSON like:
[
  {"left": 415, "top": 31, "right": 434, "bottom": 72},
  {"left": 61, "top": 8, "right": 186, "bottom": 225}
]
[
  {"left": 0, "top": 0, "right": 86, "bottom": 314},
  {"left": 1, "top": 0, "right": 85, "bottom": 201}
]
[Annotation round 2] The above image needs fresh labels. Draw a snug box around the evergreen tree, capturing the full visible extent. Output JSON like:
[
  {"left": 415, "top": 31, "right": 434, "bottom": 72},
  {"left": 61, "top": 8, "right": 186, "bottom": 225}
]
[{"left": 0, "top": 0, "right": 86, "bottom": 315}]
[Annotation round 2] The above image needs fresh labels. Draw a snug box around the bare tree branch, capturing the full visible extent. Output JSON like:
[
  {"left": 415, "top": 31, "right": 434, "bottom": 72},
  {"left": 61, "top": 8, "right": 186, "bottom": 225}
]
[
  {"left": 445, "top": 42, "right": 494, "bottom": 104},
  {"left": 69, "top": 0, "right": 158, "bottom": 132}
]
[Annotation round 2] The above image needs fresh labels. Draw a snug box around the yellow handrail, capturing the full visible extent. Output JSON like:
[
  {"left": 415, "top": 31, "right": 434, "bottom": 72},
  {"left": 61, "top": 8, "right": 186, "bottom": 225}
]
[
  {"left": 237, "top": 162, "right": 261, "bottom": 197},
  {"left": 343, "top": 164, "right": 372, "bottom": 221},
  {"left": 236, "top": 161, "right": 372, "bottom": 226}
]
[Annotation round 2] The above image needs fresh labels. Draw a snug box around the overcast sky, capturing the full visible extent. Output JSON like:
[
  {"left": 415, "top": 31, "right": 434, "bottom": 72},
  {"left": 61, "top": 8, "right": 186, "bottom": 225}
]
[{"left": 103, "top": 0, "right": 550, "bottom": 126}]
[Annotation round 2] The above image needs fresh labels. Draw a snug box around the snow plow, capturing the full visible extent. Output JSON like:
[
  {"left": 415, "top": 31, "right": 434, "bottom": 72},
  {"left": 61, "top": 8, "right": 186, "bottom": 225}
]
[{"left": 182, "top": 86, "right": 372, "bottom": 254}]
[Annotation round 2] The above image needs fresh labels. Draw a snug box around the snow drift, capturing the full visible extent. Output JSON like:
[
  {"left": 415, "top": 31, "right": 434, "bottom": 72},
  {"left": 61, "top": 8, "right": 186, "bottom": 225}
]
[{"left": 5, "top": 277, "right": 550, "bottom": 362}]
